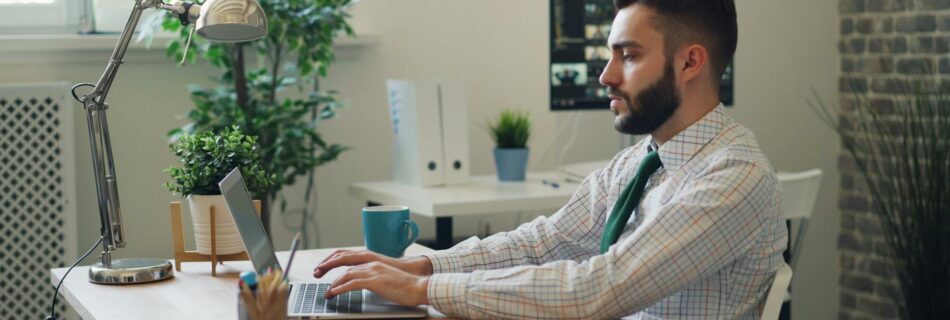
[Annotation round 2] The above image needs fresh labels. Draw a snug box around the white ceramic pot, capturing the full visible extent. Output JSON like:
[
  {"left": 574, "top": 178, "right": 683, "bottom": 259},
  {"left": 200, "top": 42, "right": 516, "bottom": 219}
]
[{"left": 187, "top": 195, "right": 245, "bottom": 255}]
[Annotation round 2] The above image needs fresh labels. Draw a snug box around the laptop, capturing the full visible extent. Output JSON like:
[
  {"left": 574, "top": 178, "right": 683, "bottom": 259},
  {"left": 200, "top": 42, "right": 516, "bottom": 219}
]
[{"left": 219, "top": 167, "right": 428, "bottom": 319}]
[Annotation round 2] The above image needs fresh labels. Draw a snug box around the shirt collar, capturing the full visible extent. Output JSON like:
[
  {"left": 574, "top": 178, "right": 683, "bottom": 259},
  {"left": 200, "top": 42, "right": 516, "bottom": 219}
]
[{"left": 649, "top": 103, "right": 727, "bottom": 172}]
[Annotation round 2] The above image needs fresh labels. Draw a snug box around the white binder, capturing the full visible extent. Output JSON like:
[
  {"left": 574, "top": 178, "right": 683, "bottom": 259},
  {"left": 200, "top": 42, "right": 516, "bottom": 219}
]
[
  {"left": 437, "top": 80, "right": 470, "bottom": 186},
  {"left": 386, "top": 79, "right": 470, "bottom": 187}
]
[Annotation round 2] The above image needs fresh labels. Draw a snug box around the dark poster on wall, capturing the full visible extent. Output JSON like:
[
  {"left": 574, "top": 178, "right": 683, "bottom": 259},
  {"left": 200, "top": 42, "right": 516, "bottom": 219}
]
[{"left": 549, "top": 0, "right": 734, "bottom": 111}]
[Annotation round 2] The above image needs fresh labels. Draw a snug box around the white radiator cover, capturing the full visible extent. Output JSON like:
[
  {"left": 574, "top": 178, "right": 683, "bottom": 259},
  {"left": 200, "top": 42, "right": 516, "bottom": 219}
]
[{"left": 0, "top": 82, "right": 77, "bottom": 319}]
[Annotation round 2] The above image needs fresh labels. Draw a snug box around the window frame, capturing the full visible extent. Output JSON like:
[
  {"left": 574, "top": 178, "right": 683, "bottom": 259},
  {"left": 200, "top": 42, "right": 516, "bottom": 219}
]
[{"left": 0, "top": 0, "right": 90, "bottom": 34}]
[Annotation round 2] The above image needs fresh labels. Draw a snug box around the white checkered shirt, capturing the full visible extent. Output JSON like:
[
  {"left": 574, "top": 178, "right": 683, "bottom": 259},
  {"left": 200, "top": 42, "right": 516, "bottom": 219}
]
[{"left": 422, "top": 104, "right": 787, "bottom": 319}]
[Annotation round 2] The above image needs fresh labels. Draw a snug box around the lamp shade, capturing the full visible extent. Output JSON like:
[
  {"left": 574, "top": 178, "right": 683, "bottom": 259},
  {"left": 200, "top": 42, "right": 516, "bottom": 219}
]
[{"left": 196, "top": 0, "right": 267, "bottom": 42}]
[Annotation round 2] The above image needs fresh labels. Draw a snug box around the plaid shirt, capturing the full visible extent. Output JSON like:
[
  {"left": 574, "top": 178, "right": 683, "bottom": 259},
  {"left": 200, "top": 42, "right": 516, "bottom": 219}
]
[{"left": 422, "top": 105, "right": 787, "bottom": 319}]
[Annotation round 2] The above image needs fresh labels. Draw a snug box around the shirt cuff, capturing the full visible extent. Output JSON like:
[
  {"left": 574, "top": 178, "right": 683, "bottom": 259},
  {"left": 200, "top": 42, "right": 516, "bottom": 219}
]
[
  {"left": 421, "top": 235, "right": 483, "bottom": 273},
  {"left": 427, "top": 273, "right": 472, "bottom": 318},
  {"left": 421, "top": 251, "right": 467, "bottom": 274}
]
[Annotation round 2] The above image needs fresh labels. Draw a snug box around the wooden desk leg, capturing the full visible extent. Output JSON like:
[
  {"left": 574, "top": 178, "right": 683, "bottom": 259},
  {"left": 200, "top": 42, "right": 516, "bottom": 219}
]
[{"left": 171, "top": 202, "right": 184, "bottom": 271}]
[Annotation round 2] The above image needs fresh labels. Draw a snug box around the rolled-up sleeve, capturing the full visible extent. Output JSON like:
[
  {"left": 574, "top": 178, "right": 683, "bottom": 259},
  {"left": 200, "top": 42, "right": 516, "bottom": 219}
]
[{"left": 420, "top": 148, "right": 628, "bottom": 275}]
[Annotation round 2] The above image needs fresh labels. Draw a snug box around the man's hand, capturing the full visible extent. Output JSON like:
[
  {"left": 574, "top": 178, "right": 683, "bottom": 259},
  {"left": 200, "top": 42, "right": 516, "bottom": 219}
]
[
  {"left": 313, "top": 249, "right": 432, "bottom": 278},
  {"left": 325, "top": 262, "right": 429, "bottom": 306}
]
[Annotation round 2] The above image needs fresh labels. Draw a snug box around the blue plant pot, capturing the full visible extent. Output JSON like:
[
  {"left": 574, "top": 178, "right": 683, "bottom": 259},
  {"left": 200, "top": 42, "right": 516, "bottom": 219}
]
[{"left": 494, "top": 148, "right": 529, "bottom": 181}]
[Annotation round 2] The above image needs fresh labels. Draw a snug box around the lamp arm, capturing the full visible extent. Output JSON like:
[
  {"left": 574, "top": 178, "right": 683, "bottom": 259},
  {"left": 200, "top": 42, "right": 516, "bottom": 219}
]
[
  {"left": 87, "top": 0, "right": 164, "bottom": 103},
  {"left": 84, "top": 1, "right": 200, "bottom": 104},
  {"left": 76, "top": 0, "right": 165, "bottom": 268},
  {"left": 66, "top": 0, "right": 264, "bottom": 284}
]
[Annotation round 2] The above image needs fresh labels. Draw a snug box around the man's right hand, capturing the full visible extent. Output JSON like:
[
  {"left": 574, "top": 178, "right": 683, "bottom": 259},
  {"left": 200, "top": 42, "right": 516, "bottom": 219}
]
[{"left": 312, "top": 249, "right": 433, "bottom": 278}]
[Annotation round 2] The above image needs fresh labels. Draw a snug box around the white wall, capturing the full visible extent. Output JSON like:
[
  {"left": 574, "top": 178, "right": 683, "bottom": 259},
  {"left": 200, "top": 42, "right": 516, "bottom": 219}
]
[
  {"left": 272, "top": 0, "right": 622, "bottom": 251},
  {"left": 0, "top": 0, "right": 838, "bottom": 319},
  {"left": 731, "top": 1, "right": 840, "bottom": 319}
]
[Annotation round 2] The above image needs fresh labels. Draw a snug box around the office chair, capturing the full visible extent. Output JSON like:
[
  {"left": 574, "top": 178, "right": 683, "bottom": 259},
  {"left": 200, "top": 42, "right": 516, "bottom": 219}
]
[
  {"left": 778, "top": 169, "right": 823, "bottom": 270},
  {"left": 762, "top": 262, "right": 794, "bottom": 320},
  {"left": 775, "top": 169, "right": 823, "bottom": 316}
]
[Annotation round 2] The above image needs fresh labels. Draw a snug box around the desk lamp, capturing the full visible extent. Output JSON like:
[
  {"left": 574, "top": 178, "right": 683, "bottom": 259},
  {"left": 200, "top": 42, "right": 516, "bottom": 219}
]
[{"left": 71, "top": 0, "right": 267, "bottom": 284}]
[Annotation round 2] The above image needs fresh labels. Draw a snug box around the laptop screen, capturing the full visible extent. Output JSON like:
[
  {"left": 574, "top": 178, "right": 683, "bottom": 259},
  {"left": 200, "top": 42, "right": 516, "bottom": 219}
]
[{"left": 219, "top": 167, "right": 281, "bottom": 275}]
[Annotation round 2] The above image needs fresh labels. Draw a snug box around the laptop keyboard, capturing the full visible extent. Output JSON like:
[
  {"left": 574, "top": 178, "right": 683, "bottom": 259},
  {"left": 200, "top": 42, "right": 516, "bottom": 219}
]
[{"left": 291, "top": 283, "right": 363, "bottom": 314}]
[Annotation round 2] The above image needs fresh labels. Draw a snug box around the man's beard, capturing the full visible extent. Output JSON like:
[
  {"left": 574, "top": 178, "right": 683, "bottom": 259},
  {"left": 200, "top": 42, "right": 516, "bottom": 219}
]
[{"left": 610, "top": 61, "right": 681, "bottom": 135}]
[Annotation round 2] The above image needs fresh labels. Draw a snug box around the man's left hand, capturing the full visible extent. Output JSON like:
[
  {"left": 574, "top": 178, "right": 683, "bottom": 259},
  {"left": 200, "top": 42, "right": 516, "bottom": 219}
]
[{"left": 326, "top": 261, "right": 429, "bottom": 306}]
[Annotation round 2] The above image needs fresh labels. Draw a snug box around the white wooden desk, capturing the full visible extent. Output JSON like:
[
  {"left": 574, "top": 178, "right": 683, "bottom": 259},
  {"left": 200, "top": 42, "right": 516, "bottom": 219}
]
[
  {"left": 349, "top": 172, "right": 578, "bottom": 249},
  {"left": 50, "top": 244, "right": 437, "bottom": 320}
]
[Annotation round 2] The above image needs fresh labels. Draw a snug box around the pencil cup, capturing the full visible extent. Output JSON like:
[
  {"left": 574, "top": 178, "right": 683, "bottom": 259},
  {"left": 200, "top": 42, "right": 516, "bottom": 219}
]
[{"left": 238, "top": 270, "right": 288, "bottom": 320}]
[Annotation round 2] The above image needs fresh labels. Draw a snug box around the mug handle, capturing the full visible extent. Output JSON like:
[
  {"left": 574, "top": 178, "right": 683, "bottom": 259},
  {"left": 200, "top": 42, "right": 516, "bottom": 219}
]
[{"left": 401, "top": 220, "right": 420, "bottom": 253}]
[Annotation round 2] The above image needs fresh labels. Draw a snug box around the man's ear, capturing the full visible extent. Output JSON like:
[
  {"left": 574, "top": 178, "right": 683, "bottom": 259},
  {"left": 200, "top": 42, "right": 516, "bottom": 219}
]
[{"left": 678, "top": 44, "right": 708, "bottom": 83}]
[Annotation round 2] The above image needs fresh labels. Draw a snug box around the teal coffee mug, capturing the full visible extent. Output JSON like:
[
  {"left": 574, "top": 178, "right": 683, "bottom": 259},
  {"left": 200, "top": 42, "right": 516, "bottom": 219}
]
[{"left": 362, "top": 206, "right": 419, "bottom": 258}]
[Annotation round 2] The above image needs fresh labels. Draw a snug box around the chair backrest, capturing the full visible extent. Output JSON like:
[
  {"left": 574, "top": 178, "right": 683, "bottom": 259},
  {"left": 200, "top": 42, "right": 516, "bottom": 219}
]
[
  {"left": 777, "top": 169, "right": 823, "bottom": 220},
  {"left": 761, "top": 262, "right": 793, "bottom": 320},
  {"left": 776, "top": 169, "right": 823, "bottom": 273}
]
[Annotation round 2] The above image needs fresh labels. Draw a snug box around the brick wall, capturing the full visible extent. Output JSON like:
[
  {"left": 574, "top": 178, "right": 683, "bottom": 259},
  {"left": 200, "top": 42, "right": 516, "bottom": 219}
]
[{"left": 838, "top": 0, "right": 949, "bottom": 319}]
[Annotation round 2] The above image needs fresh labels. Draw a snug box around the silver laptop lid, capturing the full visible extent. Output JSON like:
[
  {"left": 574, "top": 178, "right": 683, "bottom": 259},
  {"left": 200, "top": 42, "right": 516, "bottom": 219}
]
[{"left": 219, "top": 167, "right": 281, "bottom": 275}]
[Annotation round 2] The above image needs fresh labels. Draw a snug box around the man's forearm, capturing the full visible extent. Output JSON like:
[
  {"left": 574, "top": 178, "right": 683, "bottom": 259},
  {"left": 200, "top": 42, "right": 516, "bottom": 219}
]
[{"left": 425, "top": 258, "right": 631, "bottom": 319}]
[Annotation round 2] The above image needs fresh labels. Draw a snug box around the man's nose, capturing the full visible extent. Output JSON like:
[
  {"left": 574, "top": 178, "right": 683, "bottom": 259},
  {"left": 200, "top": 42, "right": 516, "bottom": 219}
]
[{"left": 599, "top": 58, "right": 620, "bottom": 87}]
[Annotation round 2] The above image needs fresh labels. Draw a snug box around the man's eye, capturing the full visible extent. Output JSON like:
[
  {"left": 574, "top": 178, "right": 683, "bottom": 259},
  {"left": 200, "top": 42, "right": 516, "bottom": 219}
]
[{"left": 623, "top": 54, "right": 637, "bottom": 61}]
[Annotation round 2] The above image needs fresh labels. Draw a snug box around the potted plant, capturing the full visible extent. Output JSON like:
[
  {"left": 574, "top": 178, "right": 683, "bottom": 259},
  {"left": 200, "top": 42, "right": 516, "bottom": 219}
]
[
  {"left": 164, "top": 126, "right": 276, "bottom": 255},
  {"left": 487, "top": 109, "right": 532, "bottom": 181},
  {"left": 811, "top": 77, "right": 949, "bottom": 319},
  {"left": 138, "top": 0, "right": 354, "bottom": 245}
]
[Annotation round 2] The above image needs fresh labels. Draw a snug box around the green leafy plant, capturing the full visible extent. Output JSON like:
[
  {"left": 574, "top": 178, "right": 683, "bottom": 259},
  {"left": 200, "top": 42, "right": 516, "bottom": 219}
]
[
  {"left": 487, "top": 110, "right": 532, "bottom": 149},
  {"left": 139, "top": 0, "right": 355, "bottom": 241},
  {"left": 810, "top": 76, "right": 949, "bottom": 319},
  {"left": 164, "top": 126, "right": 276, "bottom": 196}
]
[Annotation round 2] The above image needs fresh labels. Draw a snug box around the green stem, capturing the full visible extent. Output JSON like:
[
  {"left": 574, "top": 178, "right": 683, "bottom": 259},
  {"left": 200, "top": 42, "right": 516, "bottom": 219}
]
[
  {"left": 300, "top": 74, "right": 322, "bottom": 248},
  {"left": 232, "top": 43, "right": 249, "bottom": 116},
  {"left": 270, "top": 42, "right": 282, "bottom": 104}
]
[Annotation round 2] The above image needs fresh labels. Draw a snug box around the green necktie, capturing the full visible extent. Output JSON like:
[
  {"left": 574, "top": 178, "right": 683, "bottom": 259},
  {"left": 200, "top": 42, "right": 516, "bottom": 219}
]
[{"left": 600, "top": 150, "right": 662, "bottom": 254}]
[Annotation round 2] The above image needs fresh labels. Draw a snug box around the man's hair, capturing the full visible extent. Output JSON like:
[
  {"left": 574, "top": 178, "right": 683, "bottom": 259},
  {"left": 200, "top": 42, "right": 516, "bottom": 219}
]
[{"left": 614, "top": 0, "right": 737, "bottom": 83}]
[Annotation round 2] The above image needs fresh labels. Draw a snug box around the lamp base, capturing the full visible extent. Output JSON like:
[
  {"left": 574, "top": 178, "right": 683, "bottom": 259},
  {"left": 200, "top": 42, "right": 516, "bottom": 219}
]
[{"left": 88, "top": 258, "right": 174, "bottom": 284}]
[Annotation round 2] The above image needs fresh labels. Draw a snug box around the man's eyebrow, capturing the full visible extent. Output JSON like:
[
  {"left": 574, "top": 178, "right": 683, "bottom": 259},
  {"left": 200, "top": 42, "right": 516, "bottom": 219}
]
[{"left": 609, "top": 40, "right": 643, "bottom": 50}]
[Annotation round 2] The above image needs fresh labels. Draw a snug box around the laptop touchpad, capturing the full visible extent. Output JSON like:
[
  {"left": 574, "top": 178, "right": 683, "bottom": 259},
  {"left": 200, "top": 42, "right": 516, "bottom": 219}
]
[{"left": 363, "top": 291, "right": 425, "bottom": 313}]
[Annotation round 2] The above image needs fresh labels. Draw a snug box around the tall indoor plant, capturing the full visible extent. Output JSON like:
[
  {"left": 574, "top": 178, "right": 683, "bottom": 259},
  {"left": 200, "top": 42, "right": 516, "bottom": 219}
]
[
  {"left": 140, "top": 0, "right": 355, "bottom": 244},
  {"left": 164, "top": 126, "right": 276, "bottom": 255},
  {"left": 487, "top": 109, "right": 532, "bottom": 181},
  {"left": 811, "top": 77, "right": 949, "bottom": 319}
]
